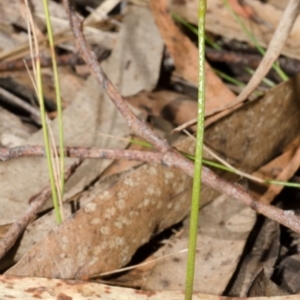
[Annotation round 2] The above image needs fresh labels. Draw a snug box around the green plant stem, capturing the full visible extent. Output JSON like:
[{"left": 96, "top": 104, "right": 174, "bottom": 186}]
[
  {"left": 172, "top": 12, "right": 198, "bottom": 35},
  {"left": 42, "top": 0, "right": 65, "bottom": 207},
  {"left": 245, "top": 67, "right": 275, "bottom": 87},
  {"left": 184, "top": 0, "right": 206, "bottom": 299},
  {"left": 214, "top": 69, "right": 245, "bottom": 87}
]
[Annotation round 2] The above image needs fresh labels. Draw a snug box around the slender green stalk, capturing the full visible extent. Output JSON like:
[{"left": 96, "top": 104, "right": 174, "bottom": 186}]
[
  {"left": 172, "top": 12, "right": 198, "bottom": 35},
  {"left": 245, "top": 67, "right": 275, "bottom": 87},
  {"left": 204, "top": 36, "right": 222, "bottom": 51},
  {"left": 214, "top": 69, "right": 245, "bottom": 87},
  {"left": 184, "top": 0, "right": 206, "bottom": 299},
  {"left": 42, "top": 0, "right": 65, "bottom": 215}
]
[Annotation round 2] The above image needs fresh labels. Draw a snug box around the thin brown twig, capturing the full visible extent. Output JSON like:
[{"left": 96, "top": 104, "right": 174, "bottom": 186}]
[
  {"left": 0, "top": 160, "right": 81, "bottom": 260},
  {"left": 0, "top": 146, "right": 166, "bottom": 165},
  {"left": 57, "top": 0, "right": 300, "bottom": 234},
  {"left": 2, "top": 145, "right": 300, "bottom": 235}
]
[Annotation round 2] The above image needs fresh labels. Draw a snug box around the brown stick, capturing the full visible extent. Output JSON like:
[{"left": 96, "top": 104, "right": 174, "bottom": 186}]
[
  {"left": 2, "top": 145, "right": 300, "bottom": 234},
  {"left": 62, "top": 0, "right": 170, "bottom": 153},
  {"left": 0, "top": 146, "right": 167, "bottom": 165}
]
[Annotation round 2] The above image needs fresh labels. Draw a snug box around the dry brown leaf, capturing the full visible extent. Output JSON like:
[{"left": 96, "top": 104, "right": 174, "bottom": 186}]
[
  {"left": 149, "top": 0, "right": 236, "bottom": 116},
  {"left": 249, "top": 136, "right": 300, "bottom": 197},
  {"left": 105, "top": 5, "right": 164, "bottom": 97},
  {"left": 260, "top": 143, "right": 300, "bottom": 204},
  {"left": 5, "top": 160, "right": 193, "bottom": 279},
  {"left": 252, "top": 152, "right": 295, "bottom": 182},
  {"left": 248, "top": 142, "right": 297, "bottom": 199},
  {"left": 205, "top": 74, "right": 300, "bottom": 173}
]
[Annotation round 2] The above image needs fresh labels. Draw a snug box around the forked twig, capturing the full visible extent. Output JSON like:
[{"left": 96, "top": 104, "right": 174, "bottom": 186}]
[{"left": 58, "top": 0, "right": 300, "bottom": 234}]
